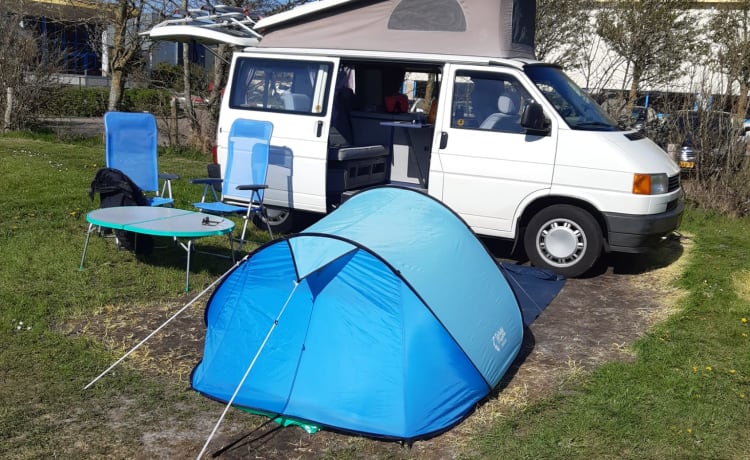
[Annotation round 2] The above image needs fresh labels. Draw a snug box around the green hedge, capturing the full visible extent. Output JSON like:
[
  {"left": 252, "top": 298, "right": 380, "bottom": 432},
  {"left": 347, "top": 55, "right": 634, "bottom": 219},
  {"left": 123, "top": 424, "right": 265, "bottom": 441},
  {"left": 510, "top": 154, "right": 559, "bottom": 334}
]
[{"left": 48, "top": 87, "right": 175, "bottom": 117}]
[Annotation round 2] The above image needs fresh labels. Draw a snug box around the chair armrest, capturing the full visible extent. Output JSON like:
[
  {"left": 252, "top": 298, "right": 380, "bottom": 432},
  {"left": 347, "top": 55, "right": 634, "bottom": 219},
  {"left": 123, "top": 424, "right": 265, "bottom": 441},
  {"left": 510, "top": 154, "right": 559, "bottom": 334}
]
[
  {"left": 192, "top": 178, "right": 223, "bottom": 185},
  {"left": 160, "top": 172, "right": 180, "bottom": 181},
  {"left": 236, "top": 184, "right": 269, "bottom": 191}
]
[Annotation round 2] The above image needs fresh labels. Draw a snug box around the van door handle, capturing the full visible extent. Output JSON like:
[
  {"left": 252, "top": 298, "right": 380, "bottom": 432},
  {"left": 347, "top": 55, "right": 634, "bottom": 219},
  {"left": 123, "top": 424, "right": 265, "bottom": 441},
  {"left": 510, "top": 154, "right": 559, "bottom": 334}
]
[
  {"left": 316, "top": 121, "right": 323, "bottom": 138},
  {"left": 440, "top": 132, "right": 448, "bottom": 149}
]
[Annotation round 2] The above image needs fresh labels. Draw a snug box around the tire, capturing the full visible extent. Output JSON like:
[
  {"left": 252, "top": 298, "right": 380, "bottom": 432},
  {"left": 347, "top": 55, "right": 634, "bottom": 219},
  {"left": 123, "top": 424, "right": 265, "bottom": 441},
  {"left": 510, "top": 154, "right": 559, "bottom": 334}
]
[
  {"left": 523, "top": 205, "right": 603, "bottom": 278},
  {"left": 253, "top": 206, "right": 296, "bottom": 234}
]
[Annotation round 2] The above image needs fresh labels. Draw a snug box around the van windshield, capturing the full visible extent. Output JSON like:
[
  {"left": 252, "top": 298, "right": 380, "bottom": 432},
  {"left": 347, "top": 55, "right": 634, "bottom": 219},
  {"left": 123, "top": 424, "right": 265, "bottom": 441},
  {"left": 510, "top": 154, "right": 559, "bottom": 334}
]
[{"left": 525, "top": 65, "right": 619, "bottom": 132}]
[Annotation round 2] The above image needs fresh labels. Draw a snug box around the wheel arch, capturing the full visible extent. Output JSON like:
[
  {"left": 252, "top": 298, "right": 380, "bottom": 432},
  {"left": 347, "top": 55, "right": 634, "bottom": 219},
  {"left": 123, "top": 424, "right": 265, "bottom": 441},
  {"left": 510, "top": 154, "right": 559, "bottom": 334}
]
[{"left": 516, "top": 196, "right": 610, "bottom": 252}]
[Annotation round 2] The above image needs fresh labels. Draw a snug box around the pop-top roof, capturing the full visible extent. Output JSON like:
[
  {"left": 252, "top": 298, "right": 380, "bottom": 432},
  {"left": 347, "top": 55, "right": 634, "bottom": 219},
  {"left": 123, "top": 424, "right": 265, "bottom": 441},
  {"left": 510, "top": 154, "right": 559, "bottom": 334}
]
[
  {"left": 146, "top": 0, "right": 536, "bottom": 59},
  {"left": 256, "top": 0, "right": 536, "bottom": 59}
]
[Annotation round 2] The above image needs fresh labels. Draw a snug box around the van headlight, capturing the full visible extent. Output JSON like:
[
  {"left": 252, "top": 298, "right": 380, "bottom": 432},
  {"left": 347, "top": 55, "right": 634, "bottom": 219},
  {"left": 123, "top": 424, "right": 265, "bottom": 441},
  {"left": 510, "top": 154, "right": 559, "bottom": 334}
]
[{"left": 633, "top": 173, "right": 668, "bottom": 195}]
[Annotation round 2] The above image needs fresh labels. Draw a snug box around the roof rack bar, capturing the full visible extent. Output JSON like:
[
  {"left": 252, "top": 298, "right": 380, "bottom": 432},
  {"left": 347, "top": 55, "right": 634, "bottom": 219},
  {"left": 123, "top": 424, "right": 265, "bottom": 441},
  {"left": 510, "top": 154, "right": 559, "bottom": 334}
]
[
  {"left": 150, "top": 4, "right": 262, "bottom": 36},
  {"left": 225, "top": 16, "right": 262, "bottom": 39},
  {"left": 144, "top": 3, "right": 263, "bottom": 45}
]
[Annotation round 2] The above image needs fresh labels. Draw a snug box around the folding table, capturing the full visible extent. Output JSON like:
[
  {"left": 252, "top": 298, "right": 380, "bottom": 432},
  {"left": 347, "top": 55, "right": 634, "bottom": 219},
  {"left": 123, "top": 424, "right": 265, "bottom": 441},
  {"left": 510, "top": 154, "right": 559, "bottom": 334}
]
[{"left": 79, "top": 206, "right": 235, "bottom": 291}]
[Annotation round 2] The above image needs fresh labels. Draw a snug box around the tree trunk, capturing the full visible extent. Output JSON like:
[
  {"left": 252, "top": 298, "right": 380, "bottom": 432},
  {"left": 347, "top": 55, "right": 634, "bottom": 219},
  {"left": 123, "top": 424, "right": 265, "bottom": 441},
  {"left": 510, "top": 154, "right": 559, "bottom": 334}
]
[
  {"left": 627, "top": 64, "right": 642, "bottom": 117},
  {"left": 201, "top": 43, "right": 231, "bottom": 155},
  {"left": 181, "top": 0, "right": 203, "bottom": 150},
  {"left": 170, "top": 97, "right": 179, "bottom": 144},
  {"left": 4, "top": 87, "right": 13, "bottom": 132},
  {"left": 182, "top": 50, "right": 203, "bottom": 149},
  {"left": 107, "top": 0, "right": 143, "bottom": 113},
  {"left": 736, "top": 81, "right": 749, "bottom": 121},
  {"left": 108, "top": 70, "right": 125, "bottom": 112}
]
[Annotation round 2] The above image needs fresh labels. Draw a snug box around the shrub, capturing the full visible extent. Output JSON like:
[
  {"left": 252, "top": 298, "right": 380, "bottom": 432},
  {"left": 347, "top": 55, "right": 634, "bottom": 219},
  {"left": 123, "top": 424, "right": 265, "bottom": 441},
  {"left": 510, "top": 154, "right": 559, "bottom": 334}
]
[
  {"left": 47, "top": 87, "right": 109, "bottom": 117},
  {"left": 683, "top": 164, "right": 750, "bottom": 217},
  {"left": 123, "top": 88, "right": 173, "bottom": 116},
  {"left": 42, "top": 87, "right": 175, "bottom": 117}
]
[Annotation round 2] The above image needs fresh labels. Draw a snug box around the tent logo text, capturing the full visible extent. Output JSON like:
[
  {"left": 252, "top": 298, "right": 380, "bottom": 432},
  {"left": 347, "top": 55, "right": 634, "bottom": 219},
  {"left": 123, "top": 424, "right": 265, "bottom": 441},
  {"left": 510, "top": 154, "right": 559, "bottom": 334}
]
[{"left": 492, "top": 327, "right": 508, "bottom": 351}]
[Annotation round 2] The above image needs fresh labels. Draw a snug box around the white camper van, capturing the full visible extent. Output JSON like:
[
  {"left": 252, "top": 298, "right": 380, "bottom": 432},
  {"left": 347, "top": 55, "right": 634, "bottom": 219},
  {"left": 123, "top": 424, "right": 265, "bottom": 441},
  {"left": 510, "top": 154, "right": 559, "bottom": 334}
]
[{"left": 150, "top": 0, "right": 683, "bottom": 277}]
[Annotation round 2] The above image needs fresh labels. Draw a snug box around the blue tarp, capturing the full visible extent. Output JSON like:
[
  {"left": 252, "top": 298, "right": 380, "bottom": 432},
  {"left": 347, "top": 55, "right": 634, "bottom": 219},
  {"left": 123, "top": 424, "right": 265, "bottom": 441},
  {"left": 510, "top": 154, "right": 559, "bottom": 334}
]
[
  {"left": 191, "top": 187, "right": 536, "bottom": 440},
  {"left": 501, "top": 263, "right": 565, "bottom": 326}
]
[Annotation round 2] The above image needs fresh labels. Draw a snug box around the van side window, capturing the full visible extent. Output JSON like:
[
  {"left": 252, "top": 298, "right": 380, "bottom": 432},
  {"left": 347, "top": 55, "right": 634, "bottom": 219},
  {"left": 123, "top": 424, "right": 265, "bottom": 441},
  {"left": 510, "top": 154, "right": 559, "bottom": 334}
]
[
  {"left": 229, "top": 57, "right": 332, "bottom": 115},
  {"left": 452, "top": 71, "right": 532, "bottom": 133}
]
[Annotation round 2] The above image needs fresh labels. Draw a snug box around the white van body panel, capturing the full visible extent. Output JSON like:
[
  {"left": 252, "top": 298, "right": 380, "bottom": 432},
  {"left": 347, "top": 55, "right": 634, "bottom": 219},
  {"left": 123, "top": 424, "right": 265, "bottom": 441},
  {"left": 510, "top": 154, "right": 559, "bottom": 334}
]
[
  {"left": 551, "top": 129, "right": 681, "bottom": 215},
  {"left": 432, "top": 64, "right": 559, "bottom": 236},
  {"left": 433, "top": 124, "right": 558, "bottom": 235},
  {"left": 554, "top": 129, "right": 680, "bottom": 179},
  {"left": 216, "top": 53, "right": 340, "bottom": 214}
]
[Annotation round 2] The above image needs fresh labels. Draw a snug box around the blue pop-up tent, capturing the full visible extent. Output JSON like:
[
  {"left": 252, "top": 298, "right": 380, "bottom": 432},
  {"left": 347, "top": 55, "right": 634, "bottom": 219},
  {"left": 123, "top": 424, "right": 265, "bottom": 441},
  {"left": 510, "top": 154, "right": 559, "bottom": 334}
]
[{"left": 191, "top": 186, "right": 526, "bottom": 440}]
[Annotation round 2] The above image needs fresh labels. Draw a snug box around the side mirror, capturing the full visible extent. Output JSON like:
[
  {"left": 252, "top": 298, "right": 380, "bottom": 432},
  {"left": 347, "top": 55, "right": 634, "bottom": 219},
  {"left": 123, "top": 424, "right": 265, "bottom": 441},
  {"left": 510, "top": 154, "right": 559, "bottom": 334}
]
[{"left": 521, "top": 102, "right": 551, "bottom": 135}]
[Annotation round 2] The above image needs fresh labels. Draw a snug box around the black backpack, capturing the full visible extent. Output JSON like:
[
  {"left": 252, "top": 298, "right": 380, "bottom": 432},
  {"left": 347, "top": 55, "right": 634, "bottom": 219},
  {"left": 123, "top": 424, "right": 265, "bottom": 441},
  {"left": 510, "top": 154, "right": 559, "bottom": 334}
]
[
  {"left": 88, "top": 168, "right": 153, "bottom": 254},
  {"left": 89, "top": 167, "right": 149, "bottom": 207}
]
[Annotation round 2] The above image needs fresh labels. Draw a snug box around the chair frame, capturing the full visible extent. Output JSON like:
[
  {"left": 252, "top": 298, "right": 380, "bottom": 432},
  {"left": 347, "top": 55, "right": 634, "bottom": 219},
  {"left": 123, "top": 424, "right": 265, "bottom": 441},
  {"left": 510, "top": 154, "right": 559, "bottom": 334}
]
[
  {"left": 192, "top": 119, "right": 274, "bottom": 253},
  {"left": 104, "top": 111, "right": 178, "bottom": 207}
]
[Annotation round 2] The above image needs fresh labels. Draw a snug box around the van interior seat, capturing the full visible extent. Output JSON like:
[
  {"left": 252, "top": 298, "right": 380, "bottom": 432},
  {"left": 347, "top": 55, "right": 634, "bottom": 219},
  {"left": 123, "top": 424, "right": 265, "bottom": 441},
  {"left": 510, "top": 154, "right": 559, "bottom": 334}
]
[
  {"left": 328, "top": 87, "right": 388, "bottom": 162},
  {"left": 326, "top": 87, "right": 390, "bottom": 192},
  {"left": 480, "top": 95, "right": 520, "bottom": 131},
  {"left": 332, "top": 145, "right": 388, "bottom": 162},
  {"left": 282, "top": 92, "right": 312, "bottom": 112}
]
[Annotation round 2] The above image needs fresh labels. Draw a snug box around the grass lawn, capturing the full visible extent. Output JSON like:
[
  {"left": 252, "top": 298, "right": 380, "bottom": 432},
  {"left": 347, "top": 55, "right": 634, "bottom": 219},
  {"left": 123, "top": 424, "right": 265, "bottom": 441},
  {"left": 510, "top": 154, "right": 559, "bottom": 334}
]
[
  {"left": 0, "top": 133, "right": 748, "bottom": 459},
  {"left": 0, "top": 133, "right": 272, "bottom": 458},
  {"left": 465, "top": 209, "right": 750, "bottom": 458}
]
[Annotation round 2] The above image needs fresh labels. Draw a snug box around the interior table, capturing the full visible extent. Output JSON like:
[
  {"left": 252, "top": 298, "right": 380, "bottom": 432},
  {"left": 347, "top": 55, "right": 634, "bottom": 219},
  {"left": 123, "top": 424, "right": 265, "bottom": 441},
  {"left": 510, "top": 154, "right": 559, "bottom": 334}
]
[{"left": 79, "top": 206, "right": 235, "bottom": 291}]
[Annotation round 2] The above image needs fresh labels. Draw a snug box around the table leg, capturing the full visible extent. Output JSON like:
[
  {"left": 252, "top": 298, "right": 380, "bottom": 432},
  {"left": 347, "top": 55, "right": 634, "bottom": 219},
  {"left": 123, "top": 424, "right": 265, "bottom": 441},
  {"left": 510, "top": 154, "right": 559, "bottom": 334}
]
[
  {"left": 175, "top": 238, "right": 194, "bottom": 292},
  {"left": 387, "top": 126, "right": 394, "bottom": 180},
  {"left": 185, "top": 239, "right": 193, "bottom": 292}
]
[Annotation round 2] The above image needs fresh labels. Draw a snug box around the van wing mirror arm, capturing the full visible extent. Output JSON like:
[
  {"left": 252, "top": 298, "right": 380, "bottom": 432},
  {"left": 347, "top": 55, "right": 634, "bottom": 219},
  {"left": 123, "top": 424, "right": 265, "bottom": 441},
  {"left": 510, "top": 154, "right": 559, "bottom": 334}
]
[{"left": 521, "top": 102, "right": 551, "bottom": 136}]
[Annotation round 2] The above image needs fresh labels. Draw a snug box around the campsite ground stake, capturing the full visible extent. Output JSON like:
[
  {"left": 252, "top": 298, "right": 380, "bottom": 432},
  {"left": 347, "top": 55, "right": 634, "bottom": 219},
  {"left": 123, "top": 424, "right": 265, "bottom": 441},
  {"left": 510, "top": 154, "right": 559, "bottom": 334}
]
[
  {"left": 196, "top": 281, "right": 300, "bottom": 460},
  {"left": 83, "top": 256, "right": 247, "bottom": 390}
]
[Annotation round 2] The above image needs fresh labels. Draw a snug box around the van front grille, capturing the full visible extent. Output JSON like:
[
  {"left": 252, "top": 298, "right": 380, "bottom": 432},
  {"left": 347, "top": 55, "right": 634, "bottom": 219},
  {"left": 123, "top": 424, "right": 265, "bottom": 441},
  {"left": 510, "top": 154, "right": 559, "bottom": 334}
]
[{"left": 668, "top": 174, "right": 680, "bottom": 192}]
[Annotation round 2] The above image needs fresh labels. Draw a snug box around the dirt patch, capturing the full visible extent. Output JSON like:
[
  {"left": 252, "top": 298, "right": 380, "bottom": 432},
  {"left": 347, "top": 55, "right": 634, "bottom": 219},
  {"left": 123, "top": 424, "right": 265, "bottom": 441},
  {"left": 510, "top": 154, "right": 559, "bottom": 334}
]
[{"left": 65, "top": 233, "right": 689, "bottom": 459}]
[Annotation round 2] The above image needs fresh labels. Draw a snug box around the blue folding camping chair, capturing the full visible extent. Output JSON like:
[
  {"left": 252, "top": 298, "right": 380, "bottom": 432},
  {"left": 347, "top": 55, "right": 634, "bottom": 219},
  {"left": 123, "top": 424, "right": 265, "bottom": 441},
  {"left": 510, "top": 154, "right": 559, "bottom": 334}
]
[
  {"left": 104, "top": 112, "right": 177, "bottom": 207},
  {"left": 192, "top": 119, "right": 274, "bottom": 252}
]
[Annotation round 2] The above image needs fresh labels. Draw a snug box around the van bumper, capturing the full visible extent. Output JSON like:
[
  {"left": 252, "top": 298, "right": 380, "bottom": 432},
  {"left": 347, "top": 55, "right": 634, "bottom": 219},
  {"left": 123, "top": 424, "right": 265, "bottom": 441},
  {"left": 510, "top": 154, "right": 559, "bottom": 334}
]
[{"left": 603, "top": 197, "right": 684, "bottom": 253}]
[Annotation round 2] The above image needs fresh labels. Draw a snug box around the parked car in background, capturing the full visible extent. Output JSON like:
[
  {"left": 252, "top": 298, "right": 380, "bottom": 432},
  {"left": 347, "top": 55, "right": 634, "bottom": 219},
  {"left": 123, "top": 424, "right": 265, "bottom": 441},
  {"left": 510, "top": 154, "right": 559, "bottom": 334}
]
[
  {"left": 173, "top": 92, "right": 208, "bottom": 108},
  {"left": 657, "top": 110, "right": 745, "bottom": 177},
  {"left": 626, "top": 105, "right": 660, "bottom": 136}
]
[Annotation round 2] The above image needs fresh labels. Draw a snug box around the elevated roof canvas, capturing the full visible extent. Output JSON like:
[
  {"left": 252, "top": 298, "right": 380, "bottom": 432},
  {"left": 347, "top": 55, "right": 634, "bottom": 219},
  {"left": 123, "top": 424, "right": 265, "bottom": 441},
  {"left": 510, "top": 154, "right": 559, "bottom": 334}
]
[{"left": 256, "top": 0, "right": 536, "bottom": 59}]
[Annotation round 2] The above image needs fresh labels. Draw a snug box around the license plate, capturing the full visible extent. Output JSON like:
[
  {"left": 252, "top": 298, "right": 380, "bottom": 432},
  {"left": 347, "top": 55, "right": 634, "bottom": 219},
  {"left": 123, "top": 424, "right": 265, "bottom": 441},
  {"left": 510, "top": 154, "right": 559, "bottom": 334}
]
[{"left": 679, "top": 161, "right": 695, "bottom": 169}]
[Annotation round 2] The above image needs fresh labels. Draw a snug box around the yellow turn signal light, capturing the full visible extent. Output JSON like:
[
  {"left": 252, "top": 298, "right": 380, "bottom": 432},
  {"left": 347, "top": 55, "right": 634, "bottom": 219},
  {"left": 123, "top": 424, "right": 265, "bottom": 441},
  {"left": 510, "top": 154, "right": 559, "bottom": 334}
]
[
  {"left": 633, "top": 174, "right": 652, "bottom": 195},
  {"left": 633, "top": 173, "right": 668, "bottom": 195}
]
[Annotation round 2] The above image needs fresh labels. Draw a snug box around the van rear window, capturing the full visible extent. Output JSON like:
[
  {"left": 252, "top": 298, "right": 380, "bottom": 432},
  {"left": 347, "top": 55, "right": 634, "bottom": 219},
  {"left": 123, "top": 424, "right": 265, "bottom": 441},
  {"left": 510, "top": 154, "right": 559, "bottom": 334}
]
[{"left": 229, "top": 57, "right": 332, "bottom": 115}]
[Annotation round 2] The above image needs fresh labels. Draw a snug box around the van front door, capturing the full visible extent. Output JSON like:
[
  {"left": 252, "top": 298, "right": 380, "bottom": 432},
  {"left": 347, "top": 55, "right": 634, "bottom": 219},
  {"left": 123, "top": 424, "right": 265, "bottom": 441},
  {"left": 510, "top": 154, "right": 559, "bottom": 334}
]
[{"left": 432, "top": 64, "right": 558, "bottom": 238}]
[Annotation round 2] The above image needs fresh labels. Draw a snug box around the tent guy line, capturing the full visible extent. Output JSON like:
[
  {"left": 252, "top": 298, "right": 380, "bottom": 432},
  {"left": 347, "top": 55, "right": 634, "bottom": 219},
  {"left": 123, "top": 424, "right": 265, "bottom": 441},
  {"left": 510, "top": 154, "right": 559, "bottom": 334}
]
[
  {"left": 196, "top": 280, "right": 301, "bottom": 460},
  {"left": 82, "top": 255, "right": 247, "bottom": 391},
  {"left": 190, "top": 186, "right": 527, "bottom": 440},
  {"left": 83, "top": 186, "right": 563, "bottom": 448}
]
